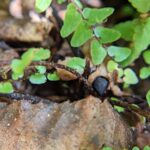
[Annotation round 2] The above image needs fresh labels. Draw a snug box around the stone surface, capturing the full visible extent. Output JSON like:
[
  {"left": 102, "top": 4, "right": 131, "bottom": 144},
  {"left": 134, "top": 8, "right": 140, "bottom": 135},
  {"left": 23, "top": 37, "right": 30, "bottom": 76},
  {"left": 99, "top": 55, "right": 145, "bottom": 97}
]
[
  {"left": 0, "top": 96, "right": 132, "bottom": 150},
  {"left": 0, "top": 18, "right": 53, "bottom": 42}
]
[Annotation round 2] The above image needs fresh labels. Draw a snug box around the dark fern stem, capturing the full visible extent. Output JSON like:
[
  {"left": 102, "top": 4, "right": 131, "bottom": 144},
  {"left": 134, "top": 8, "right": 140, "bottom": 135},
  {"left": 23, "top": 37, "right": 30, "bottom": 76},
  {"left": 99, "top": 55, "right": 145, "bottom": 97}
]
[{"left": 0, "top": 92, "right": 50, "bottom": 104}]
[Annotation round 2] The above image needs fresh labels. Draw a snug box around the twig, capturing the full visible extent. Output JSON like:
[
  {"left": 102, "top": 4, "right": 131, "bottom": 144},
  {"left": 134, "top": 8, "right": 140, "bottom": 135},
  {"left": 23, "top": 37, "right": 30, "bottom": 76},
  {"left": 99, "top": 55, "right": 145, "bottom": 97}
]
[
  {"left": 119, "top": 94, "right": 148, "bottom": 109},
  {"left": 0, "top": 92, "right": 49, "bottom": 104},
  {"left": 31, "top": 61, "right": 92, "bottom": 91},
  {"left": 109, "top": 99, "right": 150, "bottom": 119},
  {"left": 127, "top": 94, "right": 146, "bottom": 103}
]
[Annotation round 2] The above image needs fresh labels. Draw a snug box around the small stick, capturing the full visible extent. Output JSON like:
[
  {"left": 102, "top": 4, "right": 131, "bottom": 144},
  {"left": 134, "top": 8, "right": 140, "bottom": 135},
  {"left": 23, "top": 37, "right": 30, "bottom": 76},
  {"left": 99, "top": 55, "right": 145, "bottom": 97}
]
[
  {"left": 31, "top": 61, "right": 92, "bottom": 91},
  {"left": 109, "top": 99, "right": 150, "bottom": 119},
  {"left": 0, "top": 92, "right": 49, "bottom": 104}
]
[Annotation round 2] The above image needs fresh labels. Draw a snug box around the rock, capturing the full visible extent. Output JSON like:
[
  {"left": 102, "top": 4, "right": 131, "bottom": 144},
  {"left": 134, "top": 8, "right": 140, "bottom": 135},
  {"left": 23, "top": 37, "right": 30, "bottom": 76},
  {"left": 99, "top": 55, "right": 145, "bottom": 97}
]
[
  {"left": 0, "top": 96, "right": 133, "bottom": 150},
  {"left": 92, "top": 76, "right": 109, "bottom": 96},
  {"left": 0, "top": 18, "right": 53, "bottom": 42}
]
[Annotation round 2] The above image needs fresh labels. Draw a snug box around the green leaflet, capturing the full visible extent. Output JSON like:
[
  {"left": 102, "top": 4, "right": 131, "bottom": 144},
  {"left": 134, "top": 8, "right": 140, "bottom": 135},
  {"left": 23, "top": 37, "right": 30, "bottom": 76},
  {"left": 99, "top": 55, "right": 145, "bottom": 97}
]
[
  {"left": 133, "top": 18, "right": 150, "bottom": 51},
  {"left": 12, "top": 72, "right": 24, "bottom": 80},
  {"left": 94, "top": 27, "right": 121, "bottom": 43},
  {"left": 144, "top": 146, "right": 150, "bottom": 150},
  {"left": 22, "top": 48, "right": 51, "bottom": 63},
  {"left": 36, "top": 66, "right": 46, "bottom": 74},
  {"left": 121, "top": 18, "right": 150, "bottom": 66},
  {"left": 102, "top": 147, "right": 112, "bottom": 150},
  {"left": 107, "top": 46, "right": 131, "bottom": 62},
  {"left": 61, "top": 3, "right": 82, "bottom": 38},
  {"left": 139, "top": 67, "right": 150, "bottom": 79},
  {"left": 83, "top": 7, "right": 114, "bottom": 25},
  {"left": 35, "top": 0, "right": 52, "bottom": 13},
  {"left": 71, "top": 21, "right": 93, "bottom": 47},
  {"left": 21, "top": 48, "right": 35, "bottom": 66},
  {"left": 11, "top": 59, "right": 25, "bottom": 74},
  {"left": 107, "top": 60, "right": 124, "bottom": 77},
  {"left": 11, "top": 59, "right": 25, "bottom": 80},
  {"left": 47, "top": 72, "right": 60, "bottom": 81},
  {"left": 114, "top": 19, "right": 138, "bottom": 41},
  {"left": 32, "top": 48, "right": 51, "bottom": 61},
  {"left": 128, "top": 0, "right": 150, "bottom": 13},
  {"left": 143, "top": 50, "right": 150, "bottom": 64},
  {"left": 132, "top": 146, "right": 140, "bottom": 150},
  {"left": 0, "top": 82, "right": 14, "bottom": 94},
  {"left": 91, "top": 40, "right": 106, "bottom": 65},
  {"left": 114, "top": 105, "right": 125, "bottom": 112},
  {"left": 66, "top": 57, "right": 86, "bottom": 73},
  {"left": 123, "top": 68, "right": 138, "bottom": 84},
  {"left": 29, "top": 73, "right": 47, "bottom": 84}
]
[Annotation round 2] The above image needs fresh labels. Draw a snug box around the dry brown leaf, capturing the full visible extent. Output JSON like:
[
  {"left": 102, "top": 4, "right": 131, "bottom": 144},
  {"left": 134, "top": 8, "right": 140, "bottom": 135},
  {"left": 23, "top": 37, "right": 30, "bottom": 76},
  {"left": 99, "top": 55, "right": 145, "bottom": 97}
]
[
  {"left": 0, "top": 96, "right": 132, "bottom": 150},
  {"left": 57, "top": 58, "right": 78, "bottom": 81}
]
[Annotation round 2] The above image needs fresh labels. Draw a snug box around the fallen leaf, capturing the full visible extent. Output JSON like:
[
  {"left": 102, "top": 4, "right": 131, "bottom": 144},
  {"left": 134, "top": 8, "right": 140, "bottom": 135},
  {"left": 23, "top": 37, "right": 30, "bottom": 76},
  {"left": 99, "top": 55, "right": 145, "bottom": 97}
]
[{"left": 0, "top": 96, "right": 133, "bottom": 150}]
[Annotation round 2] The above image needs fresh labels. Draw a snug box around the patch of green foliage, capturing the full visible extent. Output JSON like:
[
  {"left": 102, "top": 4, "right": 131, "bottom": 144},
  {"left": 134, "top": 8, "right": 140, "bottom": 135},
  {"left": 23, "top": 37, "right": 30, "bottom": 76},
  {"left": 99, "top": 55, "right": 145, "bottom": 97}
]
[
  {"left": 0, "top": 0, "right": 147, "bottom": 99},
  {"left": 132, "top": 146, "right": 150, "bottom": 150},
  {"left": 0, "top": 82, "right": 14, "bottom": 94}
]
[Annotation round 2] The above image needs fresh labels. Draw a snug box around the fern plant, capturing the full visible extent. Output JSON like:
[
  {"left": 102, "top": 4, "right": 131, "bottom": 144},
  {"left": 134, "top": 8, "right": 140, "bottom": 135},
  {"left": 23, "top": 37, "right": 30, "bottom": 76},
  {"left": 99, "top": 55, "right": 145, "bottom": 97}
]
[{"left": 0, "top": 1, "right": 149, "bottom": 110}]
